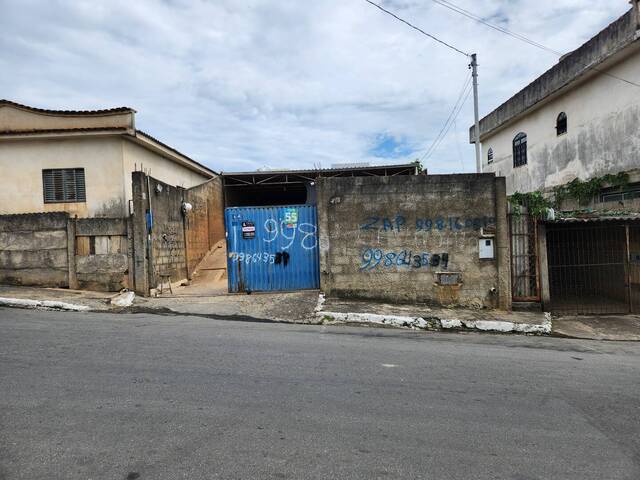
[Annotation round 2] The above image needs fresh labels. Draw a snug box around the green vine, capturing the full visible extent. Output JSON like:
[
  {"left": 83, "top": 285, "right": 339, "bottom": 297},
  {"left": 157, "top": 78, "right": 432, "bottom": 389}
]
[
  {"left": 510, "top": 172, "right": 631, "bottom": 217},
  {"left": 509, "top": 191, "right": 553, "bottom": 218},
  {"left": 553, "top": 172, "right": 629, "bottom": 206}
]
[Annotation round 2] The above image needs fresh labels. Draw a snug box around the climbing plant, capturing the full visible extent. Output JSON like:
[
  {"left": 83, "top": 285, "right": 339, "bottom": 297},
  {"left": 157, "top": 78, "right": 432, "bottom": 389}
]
[
  {"left": 509, "top": 172, "right": 630, "bottom": 217},
  {"left": 509, "top": 191, "right": 554, "bottom": 218},
  {"left": 553, "top": 172, "right": 629, "bottom": 206}
]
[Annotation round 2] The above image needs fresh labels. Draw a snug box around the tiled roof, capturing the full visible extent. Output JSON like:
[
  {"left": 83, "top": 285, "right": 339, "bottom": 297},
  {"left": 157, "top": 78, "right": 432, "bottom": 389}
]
[
  {"left": 0, "top": 127, "right": 129, "bottom": 135},
  {"left": 0, "top": 99, "right": 134, "bottom": 115}
]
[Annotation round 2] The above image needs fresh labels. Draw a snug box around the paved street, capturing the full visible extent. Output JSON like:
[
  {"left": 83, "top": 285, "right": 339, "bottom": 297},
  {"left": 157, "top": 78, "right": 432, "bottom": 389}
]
[{"left": 1, "top": 308, "right": 639, "bottom": 480}]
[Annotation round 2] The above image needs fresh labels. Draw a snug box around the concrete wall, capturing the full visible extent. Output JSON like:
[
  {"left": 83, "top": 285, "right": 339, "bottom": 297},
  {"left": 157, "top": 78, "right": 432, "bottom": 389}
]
[
  {"left": 0, "top": 213, "right": 70, "bottom": 287},
  {"left": 184, "top": 177, "right": 225, "bottom": 273},
  {"left": 130, "top": 172, "right": 226, "bottom": 295},
  {"left": 0, "top": 213, "right": 131, "bottom": 291},
  {"left": 480, "top": 15, "right": 640, "bottom": 195},
  {"left": 317, "top": 175, "right": 510, "bottom": 309},
  {"left": 74, "top": 217, "right": 130, "bottom": 291}
]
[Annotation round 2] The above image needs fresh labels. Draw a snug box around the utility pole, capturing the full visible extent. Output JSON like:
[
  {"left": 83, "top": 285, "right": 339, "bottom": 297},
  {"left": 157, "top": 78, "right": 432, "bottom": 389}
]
[{"left": 470, "top": 53, "right": 481, "bottom": 173}]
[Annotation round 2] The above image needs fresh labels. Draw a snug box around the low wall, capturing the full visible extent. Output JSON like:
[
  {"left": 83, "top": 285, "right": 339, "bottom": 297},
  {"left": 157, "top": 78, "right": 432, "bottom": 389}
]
[
  {"left": 317, "top": 174, "right": 511, "bottom": 309},
  {"left": 0, "top": 212, "right": 70, "bottom": 287},
  {"left": 74, "top": 217, "right": 130, "bottom": 291},
  {"left": 0, "top": 213, "right": 131, "bottom": 291}
]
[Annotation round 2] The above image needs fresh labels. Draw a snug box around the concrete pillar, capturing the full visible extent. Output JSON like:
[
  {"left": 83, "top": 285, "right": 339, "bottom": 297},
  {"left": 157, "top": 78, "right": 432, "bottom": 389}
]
[
  {"left": 126, "top": 216, "right": 135, "bottom": 290},
  {"left": 131, "top": 171, "right": 149, "bottom": 296},
  {"left": 66, "top": 216, "right": 79, "bottom": 290},
  {"left": 495, "top": 177, "right": 512, "bottom": 310},
  {"left": 316, "top": 178, "right": 332, "bottom": 296},
  {"left": 631, "top": 0, "right": 640, "bottom": 29},
  {"left": 537, "top": 222, "right": 551, "bottom": 311}
]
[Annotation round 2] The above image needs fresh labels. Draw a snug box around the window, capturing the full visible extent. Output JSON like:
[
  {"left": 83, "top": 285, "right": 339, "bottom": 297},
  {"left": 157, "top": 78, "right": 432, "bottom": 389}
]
[
  {"left": 513, "top": 132, "right": 527, "bottom": 167},
  {"left": 42, "top": 168, "right": 86, "bottom": 203},
  {"left": 556, "top": 112, "right": 567, "bottom": 136},
  {"left": 600, "top": 183, "right": 640, "bottom": 203},
  {"left": 487, "top": 148, "right": 494, "bottom": 164}
]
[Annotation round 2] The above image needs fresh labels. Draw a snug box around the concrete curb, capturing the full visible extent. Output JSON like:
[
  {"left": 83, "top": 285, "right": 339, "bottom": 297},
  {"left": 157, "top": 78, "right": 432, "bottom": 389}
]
[
  {"left": 317, "top": 310, "right": 552, "bottom": 334},
  {"left": 0, "top": 297, "right": 91, "bottom": 312}
]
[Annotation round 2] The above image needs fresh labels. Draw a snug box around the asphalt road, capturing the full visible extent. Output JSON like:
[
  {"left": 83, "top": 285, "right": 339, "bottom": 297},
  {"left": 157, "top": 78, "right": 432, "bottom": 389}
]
[{"left": 1, "top": 308, "right": 639, "bottom": 480}]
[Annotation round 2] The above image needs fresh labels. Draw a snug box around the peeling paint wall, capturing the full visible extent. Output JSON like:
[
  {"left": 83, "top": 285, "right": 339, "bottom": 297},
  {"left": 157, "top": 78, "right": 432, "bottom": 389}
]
[{"left": 482, "top": 44, "right": 640, "bottom": 195}]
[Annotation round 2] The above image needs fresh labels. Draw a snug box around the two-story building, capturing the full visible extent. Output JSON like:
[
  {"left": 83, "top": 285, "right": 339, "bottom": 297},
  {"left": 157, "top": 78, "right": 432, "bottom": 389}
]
[{"left": 470, "top": 1, "right": 640, "bottom": 315}]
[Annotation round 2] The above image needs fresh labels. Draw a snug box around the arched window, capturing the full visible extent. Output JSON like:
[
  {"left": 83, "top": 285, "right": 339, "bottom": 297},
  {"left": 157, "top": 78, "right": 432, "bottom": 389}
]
[
  {"left": 556, "top": 112, "right": 567, "bottom": 136},
  {"left": 487, "top": 148, "right": 494, "bottom": 164},
  {"left": 513, "top": 132, "right": 527, "bottom": 167}
]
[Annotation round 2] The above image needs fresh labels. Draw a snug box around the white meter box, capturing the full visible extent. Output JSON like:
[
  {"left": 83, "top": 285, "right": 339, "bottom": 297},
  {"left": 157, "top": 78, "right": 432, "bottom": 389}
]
[{"left": 479, "top": 238, "right": 495, "bottom": 259}]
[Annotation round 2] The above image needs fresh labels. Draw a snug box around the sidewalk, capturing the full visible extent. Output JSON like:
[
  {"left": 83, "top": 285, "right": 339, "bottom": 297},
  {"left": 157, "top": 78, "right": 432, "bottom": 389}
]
[{"left": 2, "top": 284, "right": 640, "bottom": 341}]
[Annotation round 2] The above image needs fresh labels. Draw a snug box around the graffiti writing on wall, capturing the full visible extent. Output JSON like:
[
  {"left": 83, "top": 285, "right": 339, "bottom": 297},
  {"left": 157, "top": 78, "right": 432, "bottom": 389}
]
[
  {"left": 360, "top": 215, "right": 495, "bottom": 232},
  {"left": 360, "top": 249, "right": 449, "bottom": 271},
  {"left": 230, "top": 252, "right": 277, "bottom": 264},
  {"left": 232, "top": 219, "right": 318, "bottom": 250}
]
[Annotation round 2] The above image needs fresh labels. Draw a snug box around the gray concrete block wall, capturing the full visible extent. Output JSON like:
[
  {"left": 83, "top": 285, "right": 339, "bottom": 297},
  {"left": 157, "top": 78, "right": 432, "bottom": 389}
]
[
  {"left": 0, "top": 212, "right": 69, "bottom": 287},
  {"left": 0, "top": 213, "right": 132, "bottom": 291},
  {"left": 317, "top": 174, "right": 510, "bottom": 309}
]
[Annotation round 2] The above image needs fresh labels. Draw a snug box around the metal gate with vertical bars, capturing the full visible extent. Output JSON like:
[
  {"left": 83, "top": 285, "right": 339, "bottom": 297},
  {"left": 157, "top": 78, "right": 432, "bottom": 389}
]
[
  {"left": 509, "top": 213, "right": 540, "bottom": 302},
  {"left": 225, "top": 205, "right": 320, "bottom": 293},
  {"left": 546, "top": 222, "right": 640, "bottom": 315}
]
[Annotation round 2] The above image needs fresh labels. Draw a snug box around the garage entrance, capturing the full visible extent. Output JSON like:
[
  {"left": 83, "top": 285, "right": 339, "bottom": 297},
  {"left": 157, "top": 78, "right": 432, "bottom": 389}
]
[
  {"left": 546, "top": 221, "right": 640, "bottom": 314},
  {"left": 225, "top": 205, "right": 320, "bottom": 293}
]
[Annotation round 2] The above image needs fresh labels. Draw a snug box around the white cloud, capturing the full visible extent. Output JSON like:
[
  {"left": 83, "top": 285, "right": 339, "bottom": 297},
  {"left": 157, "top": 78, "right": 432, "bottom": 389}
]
[{"left": 0, "top": 0, "right": 629, "bottom": 173}]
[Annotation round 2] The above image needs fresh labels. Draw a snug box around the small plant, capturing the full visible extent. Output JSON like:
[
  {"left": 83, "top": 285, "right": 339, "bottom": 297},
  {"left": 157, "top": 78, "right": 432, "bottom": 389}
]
[{"left": 509, "top": 191, "right": 553, "bottom": 218}]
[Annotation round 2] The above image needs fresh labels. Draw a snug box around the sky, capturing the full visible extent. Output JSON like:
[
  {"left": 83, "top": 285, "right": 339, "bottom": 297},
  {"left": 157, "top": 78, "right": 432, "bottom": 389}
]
[{"left": 0, "top": 0, "right": 630, "bottom": 173}]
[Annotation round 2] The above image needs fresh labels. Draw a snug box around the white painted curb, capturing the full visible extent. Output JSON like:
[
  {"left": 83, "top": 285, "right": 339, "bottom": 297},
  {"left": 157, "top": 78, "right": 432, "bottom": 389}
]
[
  {"left": 0, "top": 297, "right": 91, "bottom": 312},
  {"left": 317, "top": 311, "right": 428, "bottom": 329},
  {"left": 317, "top": 310, "right": 551, "bottom": 334}
]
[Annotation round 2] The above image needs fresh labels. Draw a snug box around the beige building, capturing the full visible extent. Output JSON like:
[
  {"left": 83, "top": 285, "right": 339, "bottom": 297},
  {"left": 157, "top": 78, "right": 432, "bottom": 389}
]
[
  {"left": 0, "top": 100, "right": 215, "bottom": 217},
  {"left": 471, "top": 0, "right": 640, "bottom": 196},
  {"left": 468, "top": 2, "right": 640, "bottom": 317}
]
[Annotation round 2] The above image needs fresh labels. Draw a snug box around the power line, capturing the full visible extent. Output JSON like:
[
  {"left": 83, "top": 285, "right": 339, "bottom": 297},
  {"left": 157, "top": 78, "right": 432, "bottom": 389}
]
[
  {"left": 422, "top": 74, "right": 473, "bottom": 161},
  {"left": 363, "top": 0, "right": 469, "bottom": 57},
  {"left": 431, "top": 0, "right": 562, "bottom": 56},
  {"left": 425, "top": 87, "right": 472, "bottom": 161},
  {"left": 431, "top": 0, "right": 640, "bottom": 89}
]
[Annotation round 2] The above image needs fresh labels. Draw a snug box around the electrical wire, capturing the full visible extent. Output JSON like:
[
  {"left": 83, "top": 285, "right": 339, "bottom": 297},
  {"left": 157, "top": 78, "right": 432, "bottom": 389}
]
[
  {"left": 364, "top": 0, "right": 470, "bottom": 57},
  {"left": 422, "top": 75, "right": 473, "bottom": 161},
  {"left": 431, "top": 0, "right": 640, "bottom": 88},
  {"left": 431, "top": 0, "right": 563, "bottom": 56}
]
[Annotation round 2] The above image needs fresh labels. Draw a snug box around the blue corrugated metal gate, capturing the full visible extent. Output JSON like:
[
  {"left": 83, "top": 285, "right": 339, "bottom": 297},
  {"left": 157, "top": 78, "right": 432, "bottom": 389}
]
[{"left": 225, "top": 205, "right": 320, "bottom": 292}]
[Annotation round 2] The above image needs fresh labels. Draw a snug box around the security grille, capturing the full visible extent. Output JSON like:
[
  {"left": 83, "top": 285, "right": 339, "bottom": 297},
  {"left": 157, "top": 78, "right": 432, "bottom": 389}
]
[
  {"left": 547, "top": 224, "right": 628, "bottom": 314},
  {"left": 510, "top": 213, "right": 540, "bottom": 301},
  {"left": 42, "top": 168, "right": 86, "bottom": 203}
]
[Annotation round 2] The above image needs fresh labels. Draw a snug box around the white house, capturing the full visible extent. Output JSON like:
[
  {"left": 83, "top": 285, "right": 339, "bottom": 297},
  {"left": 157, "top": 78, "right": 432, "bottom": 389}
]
[{"left": 0, "top": 100, "right": 215, "bottom": 217}]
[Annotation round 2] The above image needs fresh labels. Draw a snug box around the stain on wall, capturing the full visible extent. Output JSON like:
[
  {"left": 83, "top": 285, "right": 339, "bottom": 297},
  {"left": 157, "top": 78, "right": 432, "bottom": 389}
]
[{"left": 317, "top": 174, "right": 508, "bottom": 308}]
